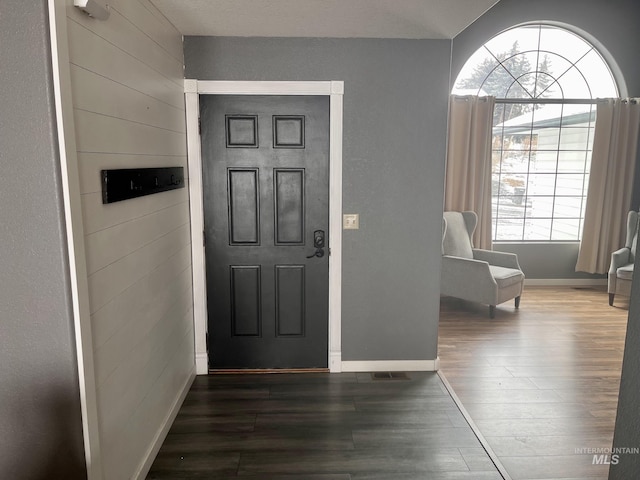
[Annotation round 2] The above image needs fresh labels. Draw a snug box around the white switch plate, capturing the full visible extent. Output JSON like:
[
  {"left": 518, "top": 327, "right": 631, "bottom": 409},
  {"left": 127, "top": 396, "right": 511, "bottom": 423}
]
[{"left": 343, "top": 213, "right": 359, "bottom": 230}]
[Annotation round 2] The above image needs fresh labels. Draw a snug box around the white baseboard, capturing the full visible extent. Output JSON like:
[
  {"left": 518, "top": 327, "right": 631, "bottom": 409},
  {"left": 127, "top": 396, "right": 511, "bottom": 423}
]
[
  {"left": 525, "top": 278, "right": 607, "bottom": 287},
  {"left": 196, "top": 352, "right": 208, "bottom": 375},
  {"left": 341, "top": 358, "right": 440, "bottom": 372},
  {"left": 134, "top": 367, "right": 196, "bottom": 480}
]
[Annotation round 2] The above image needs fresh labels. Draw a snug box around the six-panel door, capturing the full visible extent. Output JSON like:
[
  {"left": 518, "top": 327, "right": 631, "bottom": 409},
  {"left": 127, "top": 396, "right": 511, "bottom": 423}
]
[{"left": 200, "top": 95, "right": 330, "bottom": 369}]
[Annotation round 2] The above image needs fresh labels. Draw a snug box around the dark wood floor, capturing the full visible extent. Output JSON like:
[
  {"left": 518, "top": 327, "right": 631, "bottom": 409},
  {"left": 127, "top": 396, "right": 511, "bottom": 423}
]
[
  {"left": 148, "top": 286, "right": 628, "bottom": 480},
  {"left": 147, "top": 372, "right": 503, "bottom": 479},
  {"left": 439, "top": 286, "right": 629, "bottom": 480}
]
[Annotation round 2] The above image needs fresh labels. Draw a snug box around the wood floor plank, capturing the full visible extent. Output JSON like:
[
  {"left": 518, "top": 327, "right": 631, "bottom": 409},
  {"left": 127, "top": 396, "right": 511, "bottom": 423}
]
[
  {"left": 353, "top": 473, "right": 503, "bottom": 480},
  {"left": 182, "top": 387, "right": 271, "bottom": 400},
  {"left": 147, "top": 452, "right": 240, "bottom": 479},
  {"left": 269, "top": 376, "right": 449, "bottom": 398},
  {"left": 472, "top": 417, "right": 614, "bottom": 437},
  {"left": 168, "top": 413, "right": 257, "bottom": 433},
  {"left": 192, "top": 372, "right": 359, "bottom": 386},
  {"left": 447, "top": 388, "right": 565, "bottom": 404},
  {"left": 485, "top": 434, "right": 614, "bottom": 456},
  {"left": 255, "top": 410, "right": 461, "bottom": 429},
  {"left": 206, "top": 476, "right": 352, "bottom": 480},
  {"left": 159, "top": 427, "right": 356, "bottom": 453},
  {"left": 351, "top": 427, "right": 481, "bottom": 449},
  {"left": 174, "top": 398, "right": 357, "bottom": 416},
  {"left": 236, "top": 448, "right": 470, "bottom": 476},
  {"left": 438, "top": 377, "right": 539, "bottom": 390},
  {"left": 353, "top": 395, "right": 459, "bottom": 411},
  {"left": 437, "top": 366, "right": 516, "bottom": 377},
  {"left": 460, "top": 402, "right": 592, "bottom": 419}
]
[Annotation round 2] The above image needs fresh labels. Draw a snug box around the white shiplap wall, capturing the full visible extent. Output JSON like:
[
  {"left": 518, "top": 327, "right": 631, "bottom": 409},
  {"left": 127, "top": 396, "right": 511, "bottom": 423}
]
[{"left": 64, "top": 1, "right": 194, "bottom": 478}]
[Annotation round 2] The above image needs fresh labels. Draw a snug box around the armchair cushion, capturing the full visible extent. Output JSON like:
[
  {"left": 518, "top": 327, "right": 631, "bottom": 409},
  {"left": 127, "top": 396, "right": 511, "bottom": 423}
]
[
  {"left": 617, "top": 264, "right": 634, "bottom": 280},
  {"left": 489, "top": 266, "right": 525, "bottom": 288}
]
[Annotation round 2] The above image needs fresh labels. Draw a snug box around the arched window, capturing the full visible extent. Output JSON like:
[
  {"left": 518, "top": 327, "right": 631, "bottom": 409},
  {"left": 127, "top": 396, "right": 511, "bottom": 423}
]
[{"left": 453, "top": 24, "right": 618, "bottom": 242}]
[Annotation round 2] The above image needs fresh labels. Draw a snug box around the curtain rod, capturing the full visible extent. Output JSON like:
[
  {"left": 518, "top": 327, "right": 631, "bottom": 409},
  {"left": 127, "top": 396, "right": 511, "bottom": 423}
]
[
  {"left": 453, "top": 96, "right": 639, "bottom": 105},
  {"left": 495, "top": 98, "right": 597, "bottom": 105},
  {"left": 494, "top": 98, "right": 640, "bottom": 105}
]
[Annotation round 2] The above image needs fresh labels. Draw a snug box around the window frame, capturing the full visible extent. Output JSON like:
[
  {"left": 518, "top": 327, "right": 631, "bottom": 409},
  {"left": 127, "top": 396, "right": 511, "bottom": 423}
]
[{"left": 452, "top": 24, "right": 619, "bottom": 243}]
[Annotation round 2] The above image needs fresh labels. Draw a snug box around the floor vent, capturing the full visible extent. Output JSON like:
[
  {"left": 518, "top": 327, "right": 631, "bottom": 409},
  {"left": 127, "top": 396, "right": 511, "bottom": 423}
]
[{"left": 371, "top": 372, "right": 410, "bottom": 381}]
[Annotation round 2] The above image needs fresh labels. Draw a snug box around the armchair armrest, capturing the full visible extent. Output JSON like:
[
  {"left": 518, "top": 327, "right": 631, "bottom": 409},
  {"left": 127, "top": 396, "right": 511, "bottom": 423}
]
[
  {"left": 473, "top": 249, "right": 522, "bottom": 270},
  {"left": 610, "top": 247, "right": 631, "bottom": 273},
  {"left": 441, "top": 255, "right": 498, "bottom": 303}
]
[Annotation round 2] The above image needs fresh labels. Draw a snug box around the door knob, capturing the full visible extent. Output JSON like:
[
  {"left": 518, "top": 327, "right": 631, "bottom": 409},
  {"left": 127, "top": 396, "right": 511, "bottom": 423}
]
[
  {"left": 306, "top": 229, "right": 325, "bottom": 258},
  {"left": 306, "top": 249, "right": 325, "bottom": 258}
]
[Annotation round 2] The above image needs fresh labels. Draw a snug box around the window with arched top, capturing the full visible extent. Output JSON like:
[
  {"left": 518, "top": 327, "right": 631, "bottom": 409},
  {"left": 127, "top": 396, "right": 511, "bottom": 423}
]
[{"left": 453, "top": 24, "right": 619, "bottom": 242}]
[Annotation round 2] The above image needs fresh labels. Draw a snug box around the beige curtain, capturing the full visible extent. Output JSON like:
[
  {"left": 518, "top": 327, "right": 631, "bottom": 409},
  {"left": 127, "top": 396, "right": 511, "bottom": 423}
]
[
  {"left": 444, "top": 95, "right": 495, "bottom": 250},
  {"left": 576, "top": 98, "right": 640, "bottom": 274}
]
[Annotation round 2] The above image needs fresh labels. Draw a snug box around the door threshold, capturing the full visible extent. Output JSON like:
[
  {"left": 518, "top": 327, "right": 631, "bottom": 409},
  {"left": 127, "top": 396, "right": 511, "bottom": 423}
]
[{"left": 208, "top": 368, "right": 329, "bottom": 375}]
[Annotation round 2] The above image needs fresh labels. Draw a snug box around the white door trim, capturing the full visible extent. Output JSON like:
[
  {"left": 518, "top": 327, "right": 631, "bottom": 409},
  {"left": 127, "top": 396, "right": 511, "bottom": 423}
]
[{"left": 185, "top": 80, "right": 344, "bottom": 373}]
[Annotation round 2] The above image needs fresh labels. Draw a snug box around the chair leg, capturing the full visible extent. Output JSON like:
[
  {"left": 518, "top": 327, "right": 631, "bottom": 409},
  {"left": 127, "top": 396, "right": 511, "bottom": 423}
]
[
  {"left": 489, "top": 305, "right": 496, "bottom": 318},
  {"left": 515, "top": 296, "right": 521, "bottom": 309},
  {"left": 609, "top": 293, "right": 615, "bottom": 306}
]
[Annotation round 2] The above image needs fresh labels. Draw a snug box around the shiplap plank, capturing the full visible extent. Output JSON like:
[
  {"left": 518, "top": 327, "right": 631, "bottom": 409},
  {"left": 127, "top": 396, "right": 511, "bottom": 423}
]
[
  {"left": 82, "top": 187, "right": 187, "bottom": 235},
  {"left": 85, "top": 201, "right": 189, "bottom": 274},
  {"left": 98, "top": 289, "right": 193, "bottom": 451},
  {"left": 70, "top": 65, "right": 185, "bottom": 134},
  {"left": 87, "top": 223, "right": 190, "bottom": 314},
  {"left": 94, "top": 265, "right": 192, "bottom": 388},
  {"left": 74, "top": 109, "right": 186, "bottom": 156},
  {"left": 102, "top": 317, "right": 193, "bottom": 480},
  {"left": 77, "top": 153, "right": 186, "bottom": 194},
  {"left": 67, "top": 19, "right": 184, "bottom": 109},
  {"left": 91, "top": 245, "right": 192, "bottom": 350},
  {"left": 66, "top": 6, "right": 183, "bottom": 89},
  {"left": 112, "top": 0, "right": 184, "bottom": 62}
]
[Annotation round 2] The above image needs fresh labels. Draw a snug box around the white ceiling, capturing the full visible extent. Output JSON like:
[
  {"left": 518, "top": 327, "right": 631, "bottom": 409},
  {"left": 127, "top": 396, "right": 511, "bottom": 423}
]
[{"left": 150, "top": 0, "right": 500, "bottom": 39}]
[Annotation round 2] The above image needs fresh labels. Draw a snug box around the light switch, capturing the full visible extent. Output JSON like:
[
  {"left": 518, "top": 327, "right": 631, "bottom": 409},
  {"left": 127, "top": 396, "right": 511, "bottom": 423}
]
[{"left": 343, "top": 214, "right": 359, "bottom": 230}]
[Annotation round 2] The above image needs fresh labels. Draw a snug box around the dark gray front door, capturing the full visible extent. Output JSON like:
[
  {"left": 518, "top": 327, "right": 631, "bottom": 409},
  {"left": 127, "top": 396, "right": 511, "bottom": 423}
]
[{"left": 200, "top": 95, "right": 330, "bottom": 369}]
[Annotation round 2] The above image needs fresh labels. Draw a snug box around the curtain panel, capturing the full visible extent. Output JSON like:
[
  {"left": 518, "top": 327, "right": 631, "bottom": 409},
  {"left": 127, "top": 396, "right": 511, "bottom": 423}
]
[
  {"left": 444, "top": 95, "right": 495, "bottom": 250},
  {"left": 576, "top": 98, "right": 640, "bottom": 274}
]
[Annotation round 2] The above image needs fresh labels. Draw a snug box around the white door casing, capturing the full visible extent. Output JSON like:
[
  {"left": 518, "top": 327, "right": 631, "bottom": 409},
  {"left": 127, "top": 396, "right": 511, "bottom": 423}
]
[{"left": 184, "top": 80, "right": 344, "bottom": 374}]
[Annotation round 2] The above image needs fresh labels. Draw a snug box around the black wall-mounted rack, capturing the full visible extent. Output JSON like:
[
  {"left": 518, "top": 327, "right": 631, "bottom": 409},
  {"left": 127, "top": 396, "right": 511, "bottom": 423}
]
[{"left": 101, "top": 167, "right": 185, "bottom": 204}]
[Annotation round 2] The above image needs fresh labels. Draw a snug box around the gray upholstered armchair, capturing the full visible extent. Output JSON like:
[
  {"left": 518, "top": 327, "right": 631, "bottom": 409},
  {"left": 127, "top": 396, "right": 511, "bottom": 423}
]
[
  {"left": 608, "top": 210, "right": 639, "bottom": 306},
  {"left": 441, "top": 211, "right": 525, "bottom": 318}
]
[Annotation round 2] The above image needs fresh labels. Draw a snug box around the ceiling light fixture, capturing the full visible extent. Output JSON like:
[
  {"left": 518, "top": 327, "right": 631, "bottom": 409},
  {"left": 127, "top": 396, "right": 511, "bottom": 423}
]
[{"left": 74, "top": 0, "right": 110, "bottom": 20}]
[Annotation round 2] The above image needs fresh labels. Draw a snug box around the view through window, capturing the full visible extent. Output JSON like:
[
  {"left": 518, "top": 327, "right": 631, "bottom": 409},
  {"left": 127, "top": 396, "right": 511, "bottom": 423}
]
[{"left": 453, "top": 24, "right": 618, "bottom": 241}]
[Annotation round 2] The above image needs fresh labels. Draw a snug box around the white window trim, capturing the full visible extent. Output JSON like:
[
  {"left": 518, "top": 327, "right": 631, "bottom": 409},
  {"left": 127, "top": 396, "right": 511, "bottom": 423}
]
[{"left": 185, "top": 80, "right": 344, "bottom": 374}]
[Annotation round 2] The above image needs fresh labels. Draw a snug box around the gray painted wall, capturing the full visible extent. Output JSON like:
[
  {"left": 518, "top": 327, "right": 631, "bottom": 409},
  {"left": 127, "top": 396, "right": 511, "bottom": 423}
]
[
  {"left": 184, "top": 37, "right": 450, "bottom": 361},
  {"left": 495, "top": 243, "right": 604, "bottom": 280},
  {"left": 453, "top": 0, "right": 640, "bottom": 280},
  {"left": 0, "top": 1, "right": 86, "bottom": 479}
]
